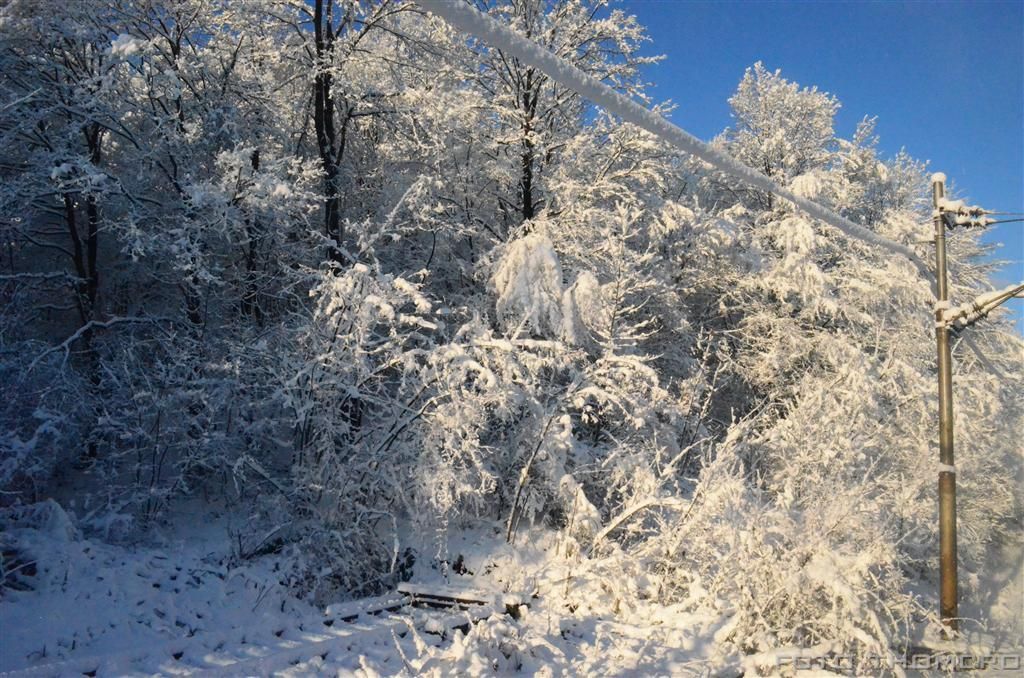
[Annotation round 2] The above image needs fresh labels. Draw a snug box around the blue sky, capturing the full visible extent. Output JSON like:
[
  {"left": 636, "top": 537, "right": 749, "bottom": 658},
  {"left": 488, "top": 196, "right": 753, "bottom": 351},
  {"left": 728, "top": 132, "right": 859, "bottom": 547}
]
[{"left": 622, "top": 0, "right": 1023, "bottom": 328}]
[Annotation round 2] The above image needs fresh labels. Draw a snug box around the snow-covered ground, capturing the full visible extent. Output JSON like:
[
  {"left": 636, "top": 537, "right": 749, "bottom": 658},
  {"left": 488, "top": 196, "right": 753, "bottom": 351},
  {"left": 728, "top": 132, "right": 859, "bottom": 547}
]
[
  {"left": 4, "top": 500, "right": 1021, "bottom": 676},
  {"left": 961, "top": 532, "right": 1024, "bottom": 655},
  {"left": 1, "top": 501, "right": 318, "bottom": 674},
  {"left": 0, "top": 502, "right": 731, "bottom": 676}
]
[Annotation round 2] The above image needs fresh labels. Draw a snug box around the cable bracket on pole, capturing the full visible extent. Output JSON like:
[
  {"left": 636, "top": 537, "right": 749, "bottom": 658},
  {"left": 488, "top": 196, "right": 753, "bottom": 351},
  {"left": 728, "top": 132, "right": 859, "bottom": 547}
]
[
  {"left": 939, "top": 283, "right": 1024, "bottom": 329},
  {"left": 937, "top": 198, "right": 997, "bottom": 228}
]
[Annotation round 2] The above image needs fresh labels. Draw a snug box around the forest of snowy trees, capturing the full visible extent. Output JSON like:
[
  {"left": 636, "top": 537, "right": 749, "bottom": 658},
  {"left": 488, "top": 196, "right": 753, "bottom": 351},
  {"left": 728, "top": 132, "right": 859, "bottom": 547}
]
[{"left": 1, "top": 0, "right": 1021, "bottom": 673}]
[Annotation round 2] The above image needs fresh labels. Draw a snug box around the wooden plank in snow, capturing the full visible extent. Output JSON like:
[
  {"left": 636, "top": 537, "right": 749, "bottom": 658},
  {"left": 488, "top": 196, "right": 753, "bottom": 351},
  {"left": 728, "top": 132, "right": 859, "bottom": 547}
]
[
  {"left": 323, "top": 592, "right": 411, "bottom": 624},
  {"left": 397, "top": 582, "right": 496, "bottom": 607}
]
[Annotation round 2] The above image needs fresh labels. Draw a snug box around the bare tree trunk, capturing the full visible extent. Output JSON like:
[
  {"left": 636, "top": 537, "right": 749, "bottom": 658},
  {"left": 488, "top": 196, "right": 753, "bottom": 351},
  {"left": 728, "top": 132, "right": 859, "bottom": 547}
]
[
  {"left": 520, "top": 141, "right": 535, "bottom": 222},
  {"left": 75, "top": 122, "right": 104, "bottom": 461},
  {"left": 313, "top": 0, "right": 344, "bottom": 261},
  {"left": 519, "top": 71, "right": 540, "bottom": 225},
  {"left": 83, "top": 123, "right": 101, "bottom": 313},
  {"left": 241, "top": 148, "right": 264, "bottom": 322}
]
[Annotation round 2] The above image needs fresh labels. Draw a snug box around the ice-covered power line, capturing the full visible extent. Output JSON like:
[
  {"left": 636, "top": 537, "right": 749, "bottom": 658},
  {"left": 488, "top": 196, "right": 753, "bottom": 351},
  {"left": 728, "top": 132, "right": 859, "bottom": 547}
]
[{"left": 417, "top": 0, "right": 933, "bottom": 280}]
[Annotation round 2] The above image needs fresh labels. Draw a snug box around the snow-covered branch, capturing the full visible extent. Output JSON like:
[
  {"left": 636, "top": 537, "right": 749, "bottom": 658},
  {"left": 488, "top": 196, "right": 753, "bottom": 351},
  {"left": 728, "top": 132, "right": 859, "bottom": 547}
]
[
  {"left": 28, "top": 317, "right": 173, "bottom": 371},
  {"left": 0, "top": 272, "right": 85, "bottom": 284}
]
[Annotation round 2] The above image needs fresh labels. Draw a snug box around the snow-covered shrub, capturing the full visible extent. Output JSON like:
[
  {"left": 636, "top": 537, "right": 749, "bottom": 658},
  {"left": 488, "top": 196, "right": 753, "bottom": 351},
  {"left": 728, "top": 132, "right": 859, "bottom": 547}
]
[
  {"left": 632, "top": 439, "right": 922, "bottom": 672},
  {"left": 414, "top": 316, "right": 584, "bottom": 530},
  {"left": 416, "top": 213, "right": 697, "bottom": 546},
  {"left": 0, "top": 500, "right": 79, "bottom": 595},
  {"left": 0, "top": 346, "right": 86, "bottom": 507},
  {"left": 415, "top": 614, "right": 529, "bottom": 674},
  {"left": 271, "top": 262, "right": 436, "bottom": 601},
  {"left": 491, "top": 232, "right": 567, "bottom": 338}
]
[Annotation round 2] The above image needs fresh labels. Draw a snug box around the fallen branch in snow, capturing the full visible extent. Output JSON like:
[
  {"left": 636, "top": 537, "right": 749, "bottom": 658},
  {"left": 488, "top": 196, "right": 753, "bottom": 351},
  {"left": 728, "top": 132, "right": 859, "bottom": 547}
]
[
  {"left": 418, "top": 0, "right": 933, "bottom": 283},
  {"left": 0, "top": 272, "right": 85, "bottom": 283}
]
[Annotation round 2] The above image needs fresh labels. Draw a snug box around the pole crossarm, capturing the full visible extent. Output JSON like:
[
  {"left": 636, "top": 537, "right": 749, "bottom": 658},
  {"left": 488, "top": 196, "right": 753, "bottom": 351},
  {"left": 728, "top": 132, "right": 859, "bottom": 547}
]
[
  {"left": 941, "top": 282, "right": 1024, "bottom": 329},
  {"left": 418, "top": 0, "right": 934, "bottom": 281},
  {"left": 937, "top": 198, "right": 999, "bottom": 228}
]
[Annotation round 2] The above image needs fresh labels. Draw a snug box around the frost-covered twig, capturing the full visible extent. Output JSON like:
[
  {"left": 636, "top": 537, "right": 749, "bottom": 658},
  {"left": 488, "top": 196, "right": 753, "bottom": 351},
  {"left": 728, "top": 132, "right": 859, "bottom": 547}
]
[
  {"left": 28, "top": 316, "right": 172, "bottom": 371},
  {"left": 239, "top": 456, "right": 289, "bottom": 495},
  {"left": 960, "top": 333, "right": 1006, "bottom": 380},
  {"left": 506, "top": 412, "right": 560, "bottom": 544},
  {"left": 1, "top": 87, "right": 41, "bottom": 112},
  {"left": 588, "top": 496, "right": 687, "bottom": 556}
]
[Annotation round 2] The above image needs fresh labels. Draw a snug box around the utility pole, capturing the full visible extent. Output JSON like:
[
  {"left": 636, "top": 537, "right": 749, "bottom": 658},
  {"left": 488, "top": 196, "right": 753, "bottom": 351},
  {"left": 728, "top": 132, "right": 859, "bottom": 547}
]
[
  {"left": 931, "top": 173, "right": 958, "bottom": 633},
  {"left": 927, "top": 174, "right": 1022, "bottom": 636}
]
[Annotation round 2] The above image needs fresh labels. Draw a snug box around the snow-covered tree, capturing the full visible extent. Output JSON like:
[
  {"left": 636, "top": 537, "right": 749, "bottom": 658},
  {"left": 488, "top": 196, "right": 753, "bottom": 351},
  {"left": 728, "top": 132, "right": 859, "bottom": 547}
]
[
  {"left": 0, "top": 3, "right": 1020, "bottom": 667},
  {"left": 716, "top": 61, "right": 839, "bottom": 210}
]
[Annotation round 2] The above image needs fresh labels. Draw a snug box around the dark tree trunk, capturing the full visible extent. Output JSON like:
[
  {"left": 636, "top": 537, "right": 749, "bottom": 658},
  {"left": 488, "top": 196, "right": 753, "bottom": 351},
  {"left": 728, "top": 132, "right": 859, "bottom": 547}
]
[
  {"left": 313, "top": 0, "right": 344, "bottom": 260},
  {"left": 74, "top": 122, "right": 104, "bottom": 461},
  {"left": 519, "top": 71, "right": 541, "bottom": 225},
  {"left": 520, "top": 142, "right": 535, "bottom": 222},
  {"left": 84, "top": 123, "right": 101, "bottom": 312},
  {"left": 242, "top": 148, "right": 264, "bottom": 322}
]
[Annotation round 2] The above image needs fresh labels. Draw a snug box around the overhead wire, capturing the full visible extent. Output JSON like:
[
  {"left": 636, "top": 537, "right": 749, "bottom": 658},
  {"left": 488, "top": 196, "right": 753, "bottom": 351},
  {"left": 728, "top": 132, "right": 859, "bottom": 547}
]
[{"left": 417, "top": 0, "right": 935, "bottom": 283}]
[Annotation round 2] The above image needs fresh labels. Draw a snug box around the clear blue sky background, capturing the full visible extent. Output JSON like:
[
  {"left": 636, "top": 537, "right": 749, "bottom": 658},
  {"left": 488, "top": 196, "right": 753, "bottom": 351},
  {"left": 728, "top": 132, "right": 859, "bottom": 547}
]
[{"left": 622, "top": 0, "right": 1023, "bottom": 329}]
